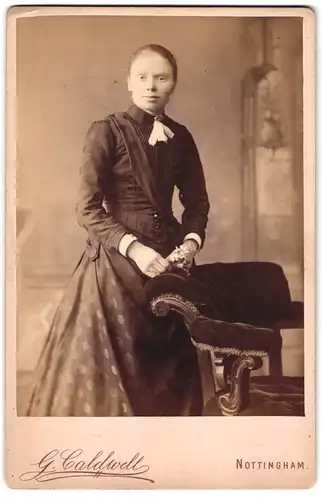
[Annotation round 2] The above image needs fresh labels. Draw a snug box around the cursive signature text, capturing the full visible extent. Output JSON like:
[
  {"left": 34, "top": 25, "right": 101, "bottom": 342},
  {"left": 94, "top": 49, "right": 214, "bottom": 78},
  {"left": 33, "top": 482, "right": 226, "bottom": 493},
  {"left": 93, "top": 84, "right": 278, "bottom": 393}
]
[{"left": 19, "top": 448, "right": 154, "bottom": 483}]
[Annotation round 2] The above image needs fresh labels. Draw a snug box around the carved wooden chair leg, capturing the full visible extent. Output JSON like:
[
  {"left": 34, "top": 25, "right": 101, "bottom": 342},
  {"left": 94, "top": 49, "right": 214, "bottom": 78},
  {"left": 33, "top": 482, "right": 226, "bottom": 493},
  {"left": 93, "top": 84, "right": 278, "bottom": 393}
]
[
  {"left": 217, "top": 356, "right": 263, "bottom": 416},
  {"left": 211, "top": 354, "right": 226, "bottom": 391},
  {"left": 212, "top": 354, "right": 237, "bottom": 391}
]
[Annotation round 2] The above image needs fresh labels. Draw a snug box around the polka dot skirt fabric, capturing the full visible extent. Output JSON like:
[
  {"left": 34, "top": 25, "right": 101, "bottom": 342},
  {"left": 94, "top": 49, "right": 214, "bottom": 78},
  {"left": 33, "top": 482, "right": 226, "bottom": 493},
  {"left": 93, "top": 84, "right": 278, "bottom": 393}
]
[{"left": 27, "top": 245, "right": 203, "bottom": 417}]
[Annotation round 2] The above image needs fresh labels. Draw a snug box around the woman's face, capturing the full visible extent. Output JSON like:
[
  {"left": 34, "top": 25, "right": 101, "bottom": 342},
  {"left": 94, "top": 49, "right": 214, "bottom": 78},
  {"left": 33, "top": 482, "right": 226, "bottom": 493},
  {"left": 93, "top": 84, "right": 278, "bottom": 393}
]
[{"left": 127, "top": 51, "right": 176, "bottom": 114}]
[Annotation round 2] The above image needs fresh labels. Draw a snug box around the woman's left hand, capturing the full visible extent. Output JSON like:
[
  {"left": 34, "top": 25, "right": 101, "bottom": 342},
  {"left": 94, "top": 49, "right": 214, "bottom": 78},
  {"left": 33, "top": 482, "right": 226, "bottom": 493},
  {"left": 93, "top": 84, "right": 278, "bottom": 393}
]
[{"left": 167, "top": 239, "right": 199, "bottom": 270}]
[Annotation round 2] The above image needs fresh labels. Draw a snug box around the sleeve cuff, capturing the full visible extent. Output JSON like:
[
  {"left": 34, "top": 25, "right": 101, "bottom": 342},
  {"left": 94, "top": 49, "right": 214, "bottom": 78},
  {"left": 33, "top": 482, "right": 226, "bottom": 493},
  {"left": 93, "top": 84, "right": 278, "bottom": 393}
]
[
  {"left": 118, "top": 233, "right": 138, "bottom": 257},
  {"left": 184, "top": 232, "right": 202, "bottom": 251}
]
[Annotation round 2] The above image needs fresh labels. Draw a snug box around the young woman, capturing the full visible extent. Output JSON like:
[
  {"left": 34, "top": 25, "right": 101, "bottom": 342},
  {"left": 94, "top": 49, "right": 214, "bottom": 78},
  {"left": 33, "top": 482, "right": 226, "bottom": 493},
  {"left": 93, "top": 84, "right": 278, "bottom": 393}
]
[{"left": 27, "top": 44, "right": 210, "bottom": 417}]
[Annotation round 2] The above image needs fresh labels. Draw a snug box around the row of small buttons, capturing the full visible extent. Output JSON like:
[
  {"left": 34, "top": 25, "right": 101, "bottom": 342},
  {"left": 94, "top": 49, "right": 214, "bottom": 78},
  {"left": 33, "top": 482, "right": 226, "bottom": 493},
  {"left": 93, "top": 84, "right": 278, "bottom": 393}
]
[{"left": 153, "top": 212, "right": 161, "bottom": 237}]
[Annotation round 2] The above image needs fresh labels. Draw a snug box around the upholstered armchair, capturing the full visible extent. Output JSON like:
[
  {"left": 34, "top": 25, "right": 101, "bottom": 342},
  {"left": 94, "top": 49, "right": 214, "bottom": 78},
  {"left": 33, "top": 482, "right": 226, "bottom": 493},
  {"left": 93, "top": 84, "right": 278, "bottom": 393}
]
[{"left": 144, "top": 262, "right": 304, "bottom": 416}]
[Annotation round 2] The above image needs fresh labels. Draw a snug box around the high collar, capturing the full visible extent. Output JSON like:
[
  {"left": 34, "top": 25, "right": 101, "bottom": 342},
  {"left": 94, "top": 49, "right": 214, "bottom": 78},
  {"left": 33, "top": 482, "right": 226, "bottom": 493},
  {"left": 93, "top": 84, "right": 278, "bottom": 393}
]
[{"left": 126, "top": 103, "right": 166, "bottom": 125}]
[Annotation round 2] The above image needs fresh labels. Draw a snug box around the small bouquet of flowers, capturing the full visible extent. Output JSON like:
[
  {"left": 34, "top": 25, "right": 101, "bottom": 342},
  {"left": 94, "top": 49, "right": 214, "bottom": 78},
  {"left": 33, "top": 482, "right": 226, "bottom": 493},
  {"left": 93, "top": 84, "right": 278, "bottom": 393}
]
[{"left": 167, "top": 245, "right": 191, "bottom": 273}]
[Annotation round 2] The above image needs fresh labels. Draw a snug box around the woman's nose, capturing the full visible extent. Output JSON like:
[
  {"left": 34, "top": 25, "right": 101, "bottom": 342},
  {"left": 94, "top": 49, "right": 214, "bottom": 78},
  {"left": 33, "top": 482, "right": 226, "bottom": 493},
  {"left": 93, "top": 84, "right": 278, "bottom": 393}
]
[{"left": 145, "top": 77, "right": 157, "bottom": 91}]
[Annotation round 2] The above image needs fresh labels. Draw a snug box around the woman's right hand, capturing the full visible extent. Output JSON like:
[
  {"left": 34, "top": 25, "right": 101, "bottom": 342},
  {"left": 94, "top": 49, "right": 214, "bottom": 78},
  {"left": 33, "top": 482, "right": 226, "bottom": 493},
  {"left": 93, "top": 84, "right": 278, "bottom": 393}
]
[{"left": 127, "top": 241, "right": 170, "bottom": 278}]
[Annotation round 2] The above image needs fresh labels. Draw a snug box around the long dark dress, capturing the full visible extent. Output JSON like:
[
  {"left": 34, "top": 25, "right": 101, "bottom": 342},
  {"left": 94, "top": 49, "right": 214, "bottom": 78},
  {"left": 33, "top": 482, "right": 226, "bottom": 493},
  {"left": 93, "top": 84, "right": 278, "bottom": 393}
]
[{"left": 27, "top": 104, "right": 210, "bottom": 417}]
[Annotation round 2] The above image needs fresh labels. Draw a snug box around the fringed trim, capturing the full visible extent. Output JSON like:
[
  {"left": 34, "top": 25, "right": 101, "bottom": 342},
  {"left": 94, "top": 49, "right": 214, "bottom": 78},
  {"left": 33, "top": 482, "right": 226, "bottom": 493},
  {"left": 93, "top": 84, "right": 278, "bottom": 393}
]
[
  {"left": 150, "top": 293, "right": 200, "bottom": 316},
  {"left": 190, "top": 337, "right": 268, "bottom": 358}
]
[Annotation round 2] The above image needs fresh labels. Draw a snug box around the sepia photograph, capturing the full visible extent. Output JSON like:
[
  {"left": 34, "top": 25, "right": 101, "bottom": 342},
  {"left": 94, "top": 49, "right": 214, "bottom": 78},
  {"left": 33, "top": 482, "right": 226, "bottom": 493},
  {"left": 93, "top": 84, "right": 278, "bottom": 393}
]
[{"left": 6, "top": 5, "right": 315, "bottom": 489}]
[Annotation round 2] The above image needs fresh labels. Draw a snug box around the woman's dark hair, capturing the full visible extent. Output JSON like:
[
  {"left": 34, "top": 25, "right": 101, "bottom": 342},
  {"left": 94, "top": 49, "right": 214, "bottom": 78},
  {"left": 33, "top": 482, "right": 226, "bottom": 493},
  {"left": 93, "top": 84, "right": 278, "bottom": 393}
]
[{"left": 128, "top": 44, "right": 178, "bottom": 82}]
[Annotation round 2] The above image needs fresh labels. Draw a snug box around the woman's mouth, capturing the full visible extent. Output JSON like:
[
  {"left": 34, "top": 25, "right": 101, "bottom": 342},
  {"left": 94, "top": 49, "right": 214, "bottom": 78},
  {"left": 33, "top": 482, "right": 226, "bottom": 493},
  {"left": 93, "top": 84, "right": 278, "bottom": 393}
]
[{"left": 143, "top": 96, "right": 160, "bottom": 101}]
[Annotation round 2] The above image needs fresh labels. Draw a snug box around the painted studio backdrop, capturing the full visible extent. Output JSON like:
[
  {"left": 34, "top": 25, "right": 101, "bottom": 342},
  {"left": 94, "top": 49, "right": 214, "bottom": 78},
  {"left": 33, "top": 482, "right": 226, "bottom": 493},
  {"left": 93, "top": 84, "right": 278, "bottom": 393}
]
[{"left": 16, "top": 16, "right": 304, "bottom": 413}]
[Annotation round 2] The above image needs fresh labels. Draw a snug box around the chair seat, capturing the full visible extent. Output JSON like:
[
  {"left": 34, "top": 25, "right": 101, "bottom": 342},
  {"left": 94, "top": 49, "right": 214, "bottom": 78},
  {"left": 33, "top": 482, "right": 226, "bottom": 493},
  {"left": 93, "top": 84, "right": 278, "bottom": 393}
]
[{"left": 203, "top": 376, "right": 304, "bottom": 416}]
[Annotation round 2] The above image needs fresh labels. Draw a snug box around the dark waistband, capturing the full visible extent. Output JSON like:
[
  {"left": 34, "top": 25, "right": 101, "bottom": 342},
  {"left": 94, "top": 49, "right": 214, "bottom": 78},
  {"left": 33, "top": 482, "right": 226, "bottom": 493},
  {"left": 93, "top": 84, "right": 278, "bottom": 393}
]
[{"left": 110, "top": 204, "right": 174, "bottom": 220}]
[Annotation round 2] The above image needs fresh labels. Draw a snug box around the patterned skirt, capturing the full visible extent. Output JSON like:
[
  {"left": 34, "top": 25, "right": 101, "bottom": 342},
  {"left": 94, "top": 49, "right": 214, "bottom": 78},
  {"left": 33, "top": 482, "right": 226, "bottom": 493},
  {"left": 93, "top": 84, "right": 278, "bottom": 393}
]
[{"left": 26, "top": 243, "right": 203, "bottom": 417}]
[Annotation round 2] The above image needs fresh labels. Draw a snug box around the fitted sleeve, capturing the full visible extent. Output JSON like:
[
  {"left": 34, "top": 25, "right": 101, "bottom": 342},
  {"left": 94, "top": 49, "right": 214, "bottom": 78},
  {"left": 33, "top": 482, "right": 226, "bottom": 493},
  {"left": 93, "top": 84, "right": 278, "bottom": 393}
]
[
  {"left": 175, "top": 127, "right": 210, "bottom": 248},
  {"left": 76, "top": 120, "right": 130, "bottom": 252}
]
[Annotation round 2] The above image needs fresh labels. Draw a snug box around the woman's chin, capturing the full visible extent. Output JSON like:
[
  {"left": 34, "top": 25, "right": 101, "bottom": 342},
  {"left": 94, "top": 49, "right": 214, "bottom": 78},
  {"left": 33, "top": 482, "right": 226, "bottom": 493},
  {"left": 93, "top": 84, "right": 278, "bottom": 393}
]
[{"left": 135, "top": 101, "right": 165, "bottom": 114}]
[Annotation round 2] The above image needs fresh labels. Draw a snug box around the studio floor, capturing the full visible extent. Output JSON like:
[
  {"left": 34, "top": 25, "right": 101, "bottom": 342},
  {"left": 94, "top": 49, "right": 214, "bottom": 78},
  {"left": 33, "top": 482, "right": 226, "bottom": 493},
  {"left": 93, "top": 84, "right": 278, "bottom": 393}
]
[{"left": 17, "top": 370, "right": 304, "bottom": 417}]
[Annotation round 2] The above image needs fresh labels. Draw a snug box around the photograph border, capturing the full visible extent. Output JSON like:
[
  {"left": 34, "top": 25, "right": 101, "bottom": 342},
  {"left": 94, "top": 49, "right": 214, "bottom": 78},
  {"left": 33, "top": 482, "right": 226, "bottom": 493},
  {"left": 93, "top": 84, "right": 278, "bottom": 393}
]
[{"left": 5, "top": 5, "right": 316, "bottom": 490}]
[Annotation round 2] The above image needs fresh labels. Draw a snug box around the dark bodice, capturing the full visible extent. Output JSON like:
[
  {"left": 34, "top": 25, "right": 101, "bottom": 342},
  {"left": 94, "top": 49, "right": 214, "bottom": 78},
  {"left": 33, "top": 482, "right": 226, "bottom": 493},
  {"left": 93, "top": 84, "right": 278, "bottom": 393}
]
[
  {"left": 106, "top": 113, "right": 174, "bottom": 205},
  {"left": 77, "top": 104, "right": 210, "bottom": 256}
]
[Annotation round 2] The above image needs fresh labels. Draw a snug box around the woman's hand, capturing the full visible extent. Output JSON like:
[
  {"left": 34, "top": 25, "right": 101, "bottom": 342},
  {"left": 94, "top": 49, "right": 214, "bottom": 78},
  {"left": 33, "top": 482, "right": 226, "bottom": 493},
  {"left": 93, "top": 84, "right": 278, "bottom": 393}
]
[
  {"left": 127, "top": 241, "right": 171, "bottom": 278},
  {"left": 167, "top": 239, "right": 199, "bottom": 270},
  {"left": 180, "top": 239, "right": 199, "bottom": 267}
]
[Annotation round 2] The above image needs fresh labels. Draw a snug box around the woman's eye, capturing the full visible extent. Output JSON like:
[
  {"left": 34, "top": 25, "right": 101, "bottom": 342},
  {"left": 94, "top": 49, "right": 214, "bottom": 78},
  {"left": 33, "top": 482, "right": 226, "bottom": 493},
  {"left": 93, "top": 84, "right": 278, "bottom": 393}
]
[
  {"left": 159, "top": 76, "right": 166, "bottom": 82},
  {"left": 138, "top": 75, "right": 146, "bottom": 81}
]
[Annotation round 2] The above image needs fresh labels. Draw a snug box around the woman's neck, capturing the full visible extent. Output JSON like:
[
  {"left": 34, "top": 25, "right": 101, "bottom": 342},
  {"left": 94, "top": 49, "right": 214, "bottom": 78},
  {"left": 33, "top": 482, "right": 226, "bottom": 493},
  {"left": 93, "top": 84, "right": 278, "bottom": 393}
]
[{"left": 134, "top": 103, "right": 165, "bottom": 116}]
